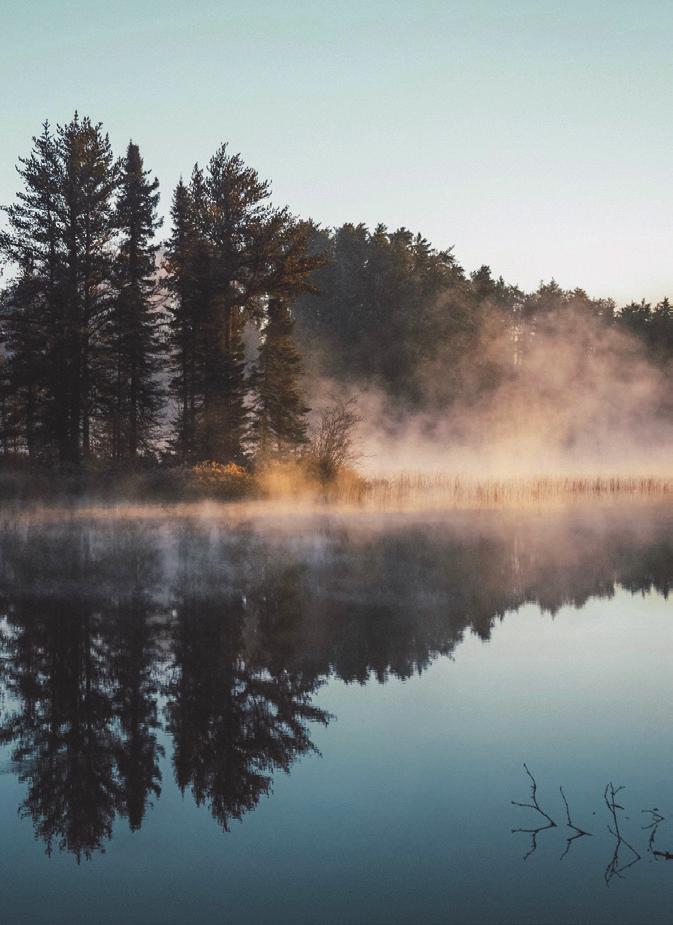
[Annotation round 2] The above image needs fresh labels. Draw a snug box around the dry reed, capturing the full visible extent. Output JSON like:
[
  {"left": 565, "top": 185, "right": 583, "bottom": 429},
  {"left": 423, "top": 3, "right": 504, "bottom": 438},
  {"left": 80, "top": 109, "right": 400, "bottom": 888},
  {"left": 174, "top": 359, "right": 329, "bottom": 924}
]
[{"left": 325, "top": 473, "right": 673, "bottom": 509}]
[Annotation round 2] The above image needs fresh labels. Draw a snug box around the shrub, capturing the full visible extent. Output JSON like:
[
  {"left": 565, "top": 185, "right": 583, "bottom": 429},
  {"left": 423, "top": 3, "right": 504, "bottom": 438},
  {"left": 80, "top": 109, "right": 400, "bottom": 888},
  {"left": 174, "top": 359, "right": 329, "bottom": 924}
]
[{"left": 188, "top": 461, "right": 254, "bottom": 499}]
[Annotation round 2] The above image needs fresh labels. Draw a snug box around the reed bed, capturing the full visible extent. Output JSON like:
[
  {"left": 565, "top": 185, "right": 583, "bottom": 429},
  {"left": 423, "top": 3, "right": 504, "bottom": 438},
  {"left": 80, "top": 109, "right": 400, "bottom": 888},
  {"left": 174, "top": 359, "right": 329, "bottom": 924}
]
[
  {"left": 5, "top": 473, "right": 673, "bottom": 523},
  {"left": 328, "top": 474, "right": 673, "bottom": 509}
]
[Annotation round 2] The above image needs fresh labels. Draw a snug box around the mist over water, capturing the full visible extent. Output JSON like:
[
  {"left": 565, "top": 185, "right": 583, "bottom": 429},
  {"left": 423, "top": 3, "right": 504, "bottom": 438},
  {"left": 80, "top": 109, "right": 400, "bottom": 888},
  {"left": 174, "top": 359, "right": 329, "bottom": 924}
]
[
  {"left": 5, "top": 7, "right": 673, "bottom": 925},
  {"left": 0, "top": 502, "right": 672, "bottom": 923},
  {"left": 343, "top": 308, "right": 673, "bottom": 479}
]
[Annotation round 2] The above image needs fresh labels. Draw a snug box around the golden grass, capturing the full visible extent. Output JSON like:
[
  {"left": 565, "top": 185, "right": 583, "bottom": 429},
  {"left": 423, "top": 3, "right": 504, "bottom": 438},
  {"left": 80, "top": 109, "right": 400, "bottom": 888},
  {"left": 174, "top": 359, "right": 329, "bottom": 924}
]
[
  {"left": 4, "top": 472, "right": 673, "bottom": 524},
  {"left": 327, "top": 473, "right": 673, "bottom": 509}
]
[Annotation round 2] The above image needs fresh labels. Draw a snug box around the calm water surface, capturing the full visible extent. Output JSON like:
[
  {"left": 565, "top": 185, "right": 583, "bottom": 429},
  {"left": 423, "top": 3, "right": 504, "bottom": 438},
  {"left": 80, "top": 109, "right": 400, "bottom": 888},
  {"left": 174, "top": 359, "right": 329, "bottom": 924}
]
[{"left": 0, "top": 503, "right": 672, "bottom": 924}]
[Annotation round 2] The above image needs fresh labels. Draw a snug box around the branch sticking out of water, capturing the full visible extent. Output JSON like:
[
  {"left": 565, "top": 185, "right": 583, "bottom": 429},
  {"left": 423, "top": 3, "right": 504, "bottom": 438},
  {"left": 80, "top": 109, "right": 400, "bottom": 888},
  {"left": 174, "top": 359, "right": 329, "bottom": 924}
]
[
  {"left": 512, "top": 763, "right": 557, "bottom": 860},
  {"left": 512, "top": 763, "right": 557, "bottom": 825}
]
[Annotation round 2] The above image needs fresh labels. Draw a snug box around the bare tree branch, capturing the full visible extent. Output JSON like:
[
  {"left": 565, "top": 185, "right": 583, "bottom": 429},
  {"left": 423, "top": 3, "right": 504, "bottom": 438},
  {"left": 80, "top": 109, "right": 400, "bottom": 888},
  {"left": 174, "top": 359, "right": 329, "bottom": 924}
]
[
  {"left": 511, "top": 763, "right": 557, "bottom": 860},
  {"left": 307, "top": 397, "right": 363, "bottom": 483}
]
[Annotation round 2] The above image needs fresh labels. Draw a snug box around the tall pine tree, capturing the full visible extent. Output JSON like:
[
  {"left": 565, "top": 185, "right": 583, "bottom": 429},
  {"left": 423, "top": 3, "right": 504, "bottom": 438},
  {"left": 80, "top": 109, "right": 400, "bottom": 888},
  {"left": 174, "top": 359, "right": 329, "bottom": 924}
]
[
  {"left": 164, "top": 168, "right": 213, "bottom": 462},
  {"left": 1, "top": 115, "right": 119, "bottom": 463},
  {"left": 109, "top": 142, "right": 162, "bottom": 460},
  {"left": 165, "top": 179, "right": 195, "bottom": 462},
  {"left": 57, "top": 114, "right": 119, "bottom": 461},
  {"left": 0, "top": 122, "right": 63, "bottom": 458}
]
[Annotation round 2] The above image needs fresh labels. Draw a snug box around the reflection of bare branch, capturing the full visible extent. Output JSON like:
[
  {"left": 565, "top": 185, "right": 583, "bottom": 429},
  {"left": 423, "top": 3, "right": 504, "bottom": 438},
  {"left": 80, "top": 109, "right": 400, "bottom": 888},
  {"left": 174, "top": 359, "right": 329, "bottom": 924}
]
[
  {"left": 512, "top": 763, "right": 556, "bottom": 859},
  {"left": 559, "top": 786, "right": 592, "bottom": 860},
  {"left": 604, "top": 783, "right": 641, "bottom": 884},
  {"left": 642, "top": 808, "right": 664, "bottom": 852},
  {"left": 642, "top": 809, "right": 673, "bottom": 860},
  {"left": 510, "top": 769, "right": 673, "bottom": 876}
]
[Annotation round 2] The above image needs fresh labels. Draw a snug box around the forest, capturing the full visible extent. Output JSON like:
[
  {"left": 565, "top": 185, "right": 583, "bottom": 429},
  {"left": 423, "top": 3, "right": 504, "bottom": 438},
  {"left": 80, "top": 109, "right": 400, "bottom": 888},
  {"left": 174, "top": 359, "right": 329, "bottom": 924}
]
[{"left": 1, "top": 114, "right": 672, "bottom": 497}]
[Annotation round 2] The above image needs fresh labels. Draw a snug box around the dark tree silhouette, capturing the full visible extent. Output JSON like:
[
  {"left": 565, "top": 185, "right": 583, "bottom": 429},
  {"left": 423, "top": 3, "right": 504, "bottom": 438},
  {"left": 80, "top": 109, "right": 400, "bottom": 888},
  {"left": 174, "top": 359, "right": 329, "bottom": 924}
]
[
  {"left": 164, "top": 146, "right": 320, "bottom": 464},
  {"left": 165, "top": 586, "right": 327, "bottom": 830},
  {"left": 108, "top": 141, "right": 162, "bottom": 460},
  {"left": 0, "top": 115, "right": 119, "bottom": 463},
  {"left": 0, "top": 122, "right": 65, "bottom": 458},
  {"left": 0, "top": 595, "right": 119, "bottom": 861},
  {"left": 2, "top": 116, "right": 673, "bottom": 475}
]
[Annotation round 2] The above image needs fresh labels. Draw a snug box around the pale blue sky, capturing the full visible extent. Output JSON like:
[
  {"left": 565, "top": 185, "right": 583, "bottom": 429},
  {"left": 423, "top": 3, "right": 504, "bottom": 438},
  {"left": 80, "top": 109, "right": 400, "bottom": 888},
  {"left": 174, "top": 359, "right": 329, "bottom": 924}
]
[{"left": 2, "top": 0, "right": 673, "bottom": 302}]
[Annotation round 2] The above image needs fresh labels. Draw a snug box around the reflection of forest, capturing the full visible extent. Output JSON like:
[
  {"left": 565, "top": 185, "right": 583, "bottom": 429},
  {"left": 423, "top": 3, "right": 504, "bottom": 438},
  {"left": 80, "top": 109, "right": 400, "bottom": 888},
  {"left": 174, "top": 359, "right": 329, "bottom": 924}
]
[{"left": 0, "top": 505, "right": 672, "bottom": 859}]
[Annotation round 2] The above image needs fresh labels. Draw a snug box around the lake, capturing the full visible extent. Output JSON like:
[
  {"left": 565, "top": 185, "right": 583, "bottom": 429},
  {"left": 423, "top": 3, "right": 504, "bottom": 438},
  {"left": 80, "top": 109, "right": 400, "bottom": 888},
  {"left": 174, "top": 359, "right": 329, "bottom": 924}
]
[{"left": 0, "top": 502, "right": 672, "bottom": 924}]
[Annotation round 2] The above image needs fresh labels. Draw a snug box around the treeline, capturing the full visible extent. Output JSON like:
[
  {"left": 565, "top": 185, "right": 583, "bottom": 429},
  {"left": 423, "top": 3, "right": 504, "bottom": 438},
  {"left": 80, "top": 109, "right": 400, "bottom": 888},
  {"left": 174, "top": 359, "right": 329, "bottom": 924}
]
[
  {"left": 294, "top": 225, "right": 673, "bottom": 408},
  {"left": 2, "top": 114, "right": 673, "bottom": 472}
]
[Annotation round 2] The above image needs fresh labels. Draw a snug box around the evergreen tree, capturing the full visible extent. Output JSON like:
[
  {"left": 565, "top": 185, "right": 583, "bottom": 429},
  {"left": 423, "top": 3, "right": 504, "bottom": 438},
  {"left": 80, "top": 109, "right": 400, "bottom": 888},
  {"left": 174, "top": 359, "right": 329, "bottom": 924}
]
[
  {"left": 0, "top": 122, "right": 64, "bottom": 457},
  {"left": 165, "top": 146, "right": 320, "bottom": 464},
  {"left": 164, "top": 167, "right": 214, "bottom": 462},
  {"left": 1, "top": 115, "right": 118, "bottom": 463},
  {"left": 56, "top": 114, "right": 119, "bottom": 461},
  {"left": 164, "top": 179, "right": 196, "bottom": 462},
  {"left": 249, "top": 298, "right": 309, "bottom": 460},
  {"left": 0, "top": 272, "right": 48, "bottom": 455},
  {"left": 109, "top": 141, "right": 162, "bottom": 459},
  {"left": 293, "top": 223, "right": 467, "bottom": 405},
  {"left": 196, "top": 145, "right": 273, "bottom": 463},
  {"left": 650, "top": 297, "right": 673, "bottom": 364}
]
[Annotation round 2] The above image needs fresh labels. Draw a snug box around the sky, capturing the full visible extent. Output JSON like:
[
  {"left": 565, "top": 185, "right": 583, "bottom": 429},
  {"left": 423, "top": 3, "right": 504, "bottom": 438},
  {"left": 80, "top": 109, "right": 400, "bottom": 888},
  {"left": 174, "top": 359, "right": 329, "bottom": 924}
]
[{"left": 1, "top": 0, "right": 673, "bottom": 304}]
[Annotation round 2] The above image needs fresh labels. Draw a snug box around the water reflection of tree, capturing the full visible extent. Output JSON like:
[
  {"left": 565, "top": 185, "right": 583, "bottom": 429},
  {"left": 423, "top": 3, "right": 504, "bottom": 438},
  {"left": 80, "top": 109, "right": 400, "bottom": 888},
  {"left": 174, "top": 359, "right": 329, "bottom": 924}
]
[
  {"left": 109, "top": 594, "right": 165, "bottom": 832},
  {"left": 1, "top": 508, "right": 673, "bottom": 857},
  {"left": 165, "top": 553, "right": 329, "bottom": 830},
  {"left": 0, "top": 523, "right": 164, "bottom": 859},
  {"left": 0, "top": 596, "right": 119, "bottom": 859}
]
